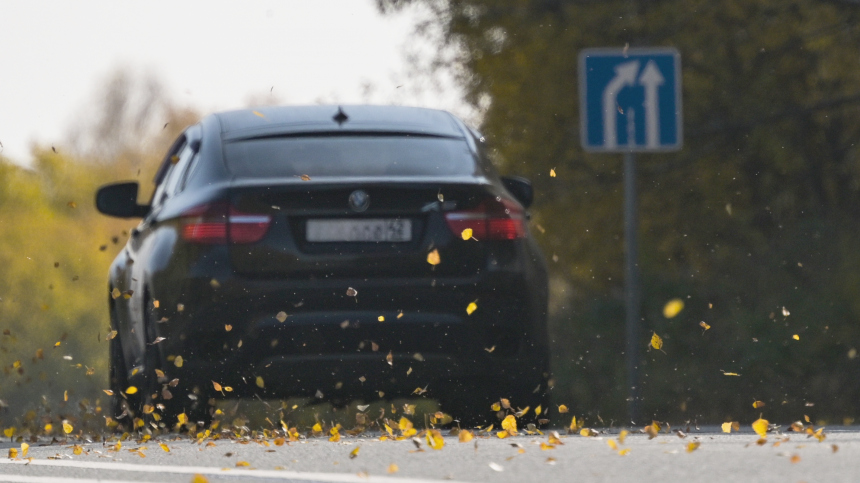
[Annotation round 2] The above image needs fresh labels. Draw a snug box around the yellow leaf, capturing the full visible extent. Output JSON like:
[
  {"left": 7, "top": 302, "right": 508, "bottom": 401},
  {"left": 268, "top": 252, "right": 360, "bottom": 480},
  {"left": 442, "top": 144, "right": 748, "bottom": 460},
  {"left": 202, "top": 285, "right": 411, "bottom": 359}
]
[
  {"left": 174, "top": 356, "right": 184, "bottom": 368},
  {"left": 378, "top": 315, "right": 385, "bottom": 322},
  {"left": 752, "top": 400, "right": 766, "bottom": 409},
  {"left": 618, "top": 448, "right": 630, "bottom": 456},
  {"left": 496, "top": 430, "right": 509, "bottom": 439},
  {"left": 225, "top": 324, "right": 232, "bottom": 331},
  {"left": 191, "top": 476, "right": 209, "bottom": 483},
  {"left": 125, "top": 386, "right": 138, "bottom": 395},
  {"left": 44, "top": 424, "right": 52, "bottom": 433},
  {"left": 650, "top": 332, "right": 663, "bottom": 351},
  {"left": 349, "top": 446, "right": 360, "bottom": 459},
  {"left": 663, "top": 298, "right": 684, "bottom": 318},
  {"left": 398, "top": 417, "right": 413, "bottom": 431},
  {"left": 686, "top": 441, "right": 700, "bottom": 453},
  {"left": 792, "top": 334, "right": 800, "bottom": 341},
  {"left": 459, "top": 430, "right": 474, "bottom": 443},
  {"left": 111, "top": 288, "right": 121, "bottom": 299},
  {"left": 276, "top": 311, "right": 288, "bottom": 323},
  {"left": 159, "top": 443, "right": 170, "bottom": 452},
  {"left": 3, "top": 427, "right": 14, "bottom": 438},
  {"left": 235, "top": 461, "right": 250, "bottom": 467},
  {"left": 501, "top": 415, "right": 517, "bottom": 434},
  {"left": 491, "top": 402, "right": 501, "bottom": 412},
  {"left": 722, "top": 371, "right": 740, "bottom": 376},
  {"left": 73, "top": 445, "right": 83, "bottom": 455},
  {"left": 541, "top": 442, "right": 556, "bottom": 450},
  {"left": 607, "top": 439, "right": 618, "bottom": 450},
  {"left": 224, "top": 386, "right": 233, "bottom": 392},
  {"left": 212, "top": 381, "right": 222, "bottom": 392},
  {"left": 721, "top": 422, "right": 732, "bottom": 433},
  {"left": 255, "top": 376, "right": 264, "bottom": 388},
  {"left": 466, "top": 301, "right": 478, "bottom": 315},
  {"left": 178, "top": 413, "right": 188, "bottom": 426},
  {"left": 329, "top": 427, "right": 341, "bottom": 442},
  {"left": 107, "top": 330, "right": 118, "bottom": 340},
  {"left": 790, "top": 454, "right": 801, "bottom": 464},
  {"left": 558, "top": 404, "right": 569, "bottom": 413},
  {"left": 427, "top": 249, "right": 441, "bottom": 266},
  {"left": 63, "top": 422, "right": 73, "bottom": 434},
  {"left": 699, "top": 321, "right": 711, "bottom": 331},
  {"left": 427, "top": 429, "right": 444, "bottom": 450},
  {"left": 535, "top": 405, "right": 542, "bottom": 417},
  {"left": 550, "top": 168, "right": 557, "bottom": 177},
  {"left": 312, "top": 422, "right": 323, "bottom": 433},
  {"left": 252, "top": 111, "right": 265, "bottom": 118},
  {"left": 7, "top": 448, "right": 16, "bottom": 458},
  {"left": 752, "top": 418, "right": 769, "bottom": 438},
  {"left": 461, "top": 228, "right": 473, "bottom": 240},
  {"left": 20, "top": 443, "right": 28, "bottom": 457},
  {"left": 618, "top": 430, "right": 628, "bottom": 444},
  {"left": 580, "top": 428, "right": 598, "bottom": 437},
  {"left": 388, "top": 463, "right": 399, "bottom": 473}
]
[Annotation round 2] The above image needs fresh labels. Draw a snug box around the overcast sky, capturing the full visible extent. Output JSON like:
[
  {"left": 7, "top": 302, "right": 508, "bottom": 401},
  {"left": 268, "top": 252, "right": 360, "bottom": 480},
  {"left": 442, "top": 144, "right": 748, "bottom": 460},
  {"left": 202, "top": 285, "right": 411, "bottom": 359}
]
[{"left": 0, "top": 0, "right": 464, "bottom": 164}]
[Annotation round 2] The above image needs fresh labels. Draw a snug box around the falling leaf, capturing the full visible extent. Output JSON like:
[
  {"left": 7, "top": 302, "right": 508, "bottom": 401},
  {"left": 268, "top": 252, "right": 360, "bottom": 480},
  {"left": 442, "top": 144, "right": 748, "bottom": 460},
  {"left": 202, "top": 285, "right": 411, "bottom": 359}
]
[
  {"left": 378, "top": 315, "right": 385, "bottom": 322},
  {"left": 722, "top": 371, "right": 741, "bottom": 376},
  {"left": 427, "top": 249, "right": 441, "bottom": 266},
  {"left": 347, "top": 287, "right": 358, "bottom": 297},
  {"left": 73, "top": 445, "right": 83, "bottom": 455},
  {"left": 177, "top": 413, "right": 188, "bottom": 426},
  {"left": 7, "top": 448, "right": 16, "bottom": 458},
  {"left": 699, "top": 321, "right": 711, "bottom": 332},
  {"left": 752, "top": 418, "right": 769, "bottom": 438},
  {"left": 792, "top": 334, "right": 800, "bottom": 341},
  {"left": 782, "top": 307, "right": 790, "bottom": 317},
  {"left": 663, "top": 299, "right": 684, "bottom": 318},
  {"left": 190, "top": 474, "right": 209, "bottom": 483},
  {"left": 580, "top": 428, "right": 598, "bottom": 437},
  {"left": 213, "top": 381, "right": 223, "bottom": 392},
  {"left": 488, "top": 462, "right": 504, "bottom": 472},
  {"left": 686, "top": 441, "right": 701, "bottom": 453},
  {"left": 64, "top": 390, "right": 68, "bottom": 402},
  {"left": 606, "top": 439, "right": 618, "bottom": 450},
  {"left": 491, "top": 402, "right": 501, "bottom": 412},
  {"left": 225, "top": 325, "right": 232, "bottom": 331},
  {"left": 276, "top": 311, "right": 288, "bottom": 323},
  {"left": 111, "top": 288, "right": 121, "bottom": 299},
  {"left": 619, "top": 430, "right": 628, "bottom": 444},
  {"left": 535, "top": 405, "right": 542, "bottom": 417},
  {"left": 256, "top": 376, "right": 264, "bottom": 388},
  {"left": 150, "top": 337, "right": 166, "bottom": 345},
  {"left": 721, "top": 422, "right": 733, "bottom": 433},
  {"left": 159, "top": 443, "right": 170, "bottom": 452},
  {"left": 388, "top": 463, "right": 399, "bottom": 473},
  {"left": 349, "top": 446, "right": 360, "bottom": 459},
  {"left": 752, "top": 400, "right": 766, "bottom": 409},
  {"left": 459, "top": 430, "right": 474, "bottom": 443},
  {"left": 550, "top": 168, "right": 556, "bottom": 177},
  {"left": 832, "top": 444, "right": 839, "bottom": 453},
  {"left": 20, "top": 443, "right": 28, "bottom": 457},
  {"left": 299, "top": 174, "right": 311, "bottom": 181},
  {"left": 790, "top": 454, "right": 801, "bottom": 464},
  {"left": 427, "top": 429, "right": 444, "bottom": 450},
  {"left": 63, "top": 422, "right": 73, "bottom": 434},
  {"left": 174, "top": 356, "right": 184, "bottom": 368},
  {"left": 650, "top": 332, "right": 663, "bottom": 351},
  {"left": 386, "top": 351, "right": 393, "bottom": 366},
  {"left": 329, "top": 427, "right": 341, "bottom": 442},
  {"left": 501, "top": 415, "right": 517, "bottom": 434},
  {"left": 126, "top": 386, "right": 138, "bottom": 395},
  {"left": 252, "top": 111, "right": 265, "bottom": 118},
  {"left": 466, "top": 300, "right": 478, "bottom": 315},
  {"left": 67, "top": 201, "right": 76, "bottom": 208},
  {"left": 235, "top": 461, "right": 250, "bottom": 467},
  {"left": 461, "top": 228, "right": 473, "bottom": 240}
]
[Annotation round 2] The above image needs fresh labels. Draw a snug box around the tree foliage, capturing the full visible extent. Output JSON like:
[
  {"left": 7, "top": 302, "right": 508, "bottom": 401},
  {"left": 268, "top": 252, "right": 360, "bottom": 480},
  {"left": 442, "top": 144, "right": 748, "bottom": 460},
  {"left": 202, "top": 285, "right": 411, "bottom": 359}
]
[{"left": 381, "top": 0, "right": 860, "bottom": 423}]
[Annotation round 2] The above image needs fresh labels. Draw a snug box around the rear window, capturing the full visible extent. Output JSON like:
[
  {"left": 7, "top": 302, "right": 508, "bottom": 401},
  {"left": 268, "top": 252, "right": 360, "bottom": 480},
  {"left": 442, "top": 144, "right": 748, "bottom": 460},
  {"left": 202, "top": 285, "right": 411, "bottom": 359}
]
[{"left": 223, "top": 136, "right": 478, "bottom": 178}]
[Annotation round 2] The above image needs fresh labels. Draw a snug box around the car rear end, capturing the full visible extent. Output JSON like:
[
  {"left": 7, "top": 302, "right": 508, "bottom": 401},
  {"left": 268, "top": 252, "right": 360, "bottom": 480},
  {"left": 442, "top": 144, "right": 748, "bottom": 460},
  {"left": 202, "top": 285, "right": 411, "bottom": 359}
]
[{"left": 160, "top": 108, "right": 549, "bottom": 413}]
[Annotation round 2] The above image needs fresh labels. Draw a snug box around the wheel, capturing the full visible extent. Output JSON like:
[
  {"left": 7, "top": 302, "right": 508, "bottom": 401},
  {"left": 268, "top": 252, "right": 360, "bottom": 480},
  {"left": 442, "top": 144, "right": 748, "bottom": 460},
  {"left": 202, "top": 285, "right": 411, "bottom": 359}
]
[{"left": 141, "top": 294, "right": 212, "bottom": 429}]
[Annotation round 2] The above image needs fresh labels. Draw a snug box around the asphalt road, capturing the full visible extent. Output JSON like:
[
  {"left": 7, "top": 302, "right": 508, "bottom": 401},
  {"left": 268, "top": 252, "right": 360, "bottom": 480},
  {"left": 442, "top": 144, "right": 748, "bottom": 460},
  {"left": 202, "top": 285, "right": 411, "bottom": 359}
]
[{"left": 0, "top": 426, "right": 857, "bottom": 483}]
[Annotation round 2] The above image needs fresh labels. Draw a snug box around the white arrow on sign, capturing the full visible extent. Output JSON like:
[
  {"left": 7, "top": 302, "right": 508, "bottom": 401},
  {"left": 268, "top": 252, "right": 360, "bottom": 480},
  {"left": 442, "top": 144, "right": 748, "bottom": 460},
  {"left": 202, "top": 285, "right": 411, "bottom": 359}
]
[
  {"left": 602, "top": 60, "right": 640, "bottom": 149},
  {"left": 639, "top": 60, "right": 665, "bottom": 149}
]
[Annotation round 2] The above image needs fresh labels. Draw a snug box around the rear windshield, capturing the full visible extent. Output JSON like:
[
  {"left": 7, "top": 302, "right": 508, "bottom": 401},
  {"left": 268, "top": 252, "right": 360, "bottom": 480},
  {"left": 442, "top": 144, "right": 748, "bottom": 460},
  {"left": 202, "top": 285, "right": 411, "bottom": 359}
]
[{"left": 223, "top": 136, "right": 479, "bottom": 178}]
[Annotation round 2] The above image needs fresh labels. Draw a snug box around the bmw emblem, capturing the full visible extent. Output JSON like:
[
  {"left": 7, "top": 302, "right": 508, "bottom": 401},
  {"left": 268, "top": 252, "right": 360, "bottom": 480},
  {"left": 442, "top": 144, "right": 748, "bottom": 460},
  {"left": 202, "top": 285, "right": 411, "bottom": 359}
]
[{"left": 348, "top": 190, "right": 370, "bottom": 212}]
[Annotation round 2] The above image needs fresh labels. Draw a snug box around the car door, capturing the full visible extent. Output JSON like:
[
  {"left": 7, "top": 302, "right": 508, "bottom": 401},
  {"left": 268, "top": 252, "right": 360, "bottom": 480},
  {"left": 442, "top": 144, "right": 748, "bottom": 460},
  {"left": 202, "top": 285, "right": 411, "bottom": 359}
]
[{"left": 120, "top": 136, "right": 194, "bottom": 370}]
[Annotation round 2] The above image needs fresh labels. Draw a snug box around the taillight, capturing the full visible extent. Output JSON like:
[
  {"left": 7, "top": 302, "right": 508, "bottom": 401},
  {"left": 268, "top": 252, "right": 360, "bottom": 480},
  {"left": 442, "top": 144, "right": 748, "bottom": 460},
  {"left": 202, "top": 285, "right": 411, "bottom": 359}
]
[
  {"left": 444, "top": 197, "right": 526, "bottom": 240},
  {"left": 181, "top": 202, "right": 271, "bottom": 244}
]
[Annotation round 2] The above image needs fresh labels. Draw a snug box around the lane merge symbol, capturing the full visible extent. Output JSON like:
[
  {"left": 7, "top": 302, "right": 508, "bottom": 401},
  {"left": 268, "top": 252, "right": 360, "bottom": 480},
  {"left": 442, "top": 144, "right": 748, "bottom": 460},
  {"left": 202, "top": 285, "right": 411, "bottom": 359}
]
[{"left": 579, "top": 48, "right": 682, "bottom": 152}]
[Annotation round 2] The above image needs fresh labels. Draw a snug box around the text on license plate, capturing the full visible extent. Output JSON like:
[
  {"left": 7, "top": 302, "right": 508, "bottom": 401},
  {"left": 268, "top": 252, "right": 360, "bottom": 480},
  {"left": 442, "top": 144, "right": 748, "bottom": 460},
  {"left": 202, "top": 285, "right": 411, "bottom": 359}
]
[{"left": 306, "top": 219, "right": 412, "bottom": 242}]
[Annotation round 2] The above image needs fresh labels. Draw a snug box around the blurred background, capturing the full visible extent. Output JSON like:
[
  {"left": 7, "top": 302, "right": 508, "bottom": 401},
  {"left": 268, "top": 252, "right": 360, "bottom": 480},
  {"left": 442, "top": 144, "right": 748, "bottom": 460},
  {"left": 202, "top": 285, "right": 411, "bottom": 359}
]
[{"left": 1, "top": 0, "right": 860, "bottom": 432}]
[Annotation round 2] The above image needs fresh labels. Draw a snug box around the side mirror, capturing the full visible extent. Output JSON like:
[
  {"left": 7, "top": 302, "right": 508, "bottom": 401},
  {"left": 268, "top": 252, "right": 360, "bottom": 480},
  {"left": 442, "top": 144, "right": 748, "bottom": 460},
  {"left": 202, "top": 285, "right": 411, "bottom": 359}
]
[
  {"left": 501, "top": 176, "right": 533, "bottom": 208},
  {"left": 95, "top": 182, "right": 150, "bottom": 218}
]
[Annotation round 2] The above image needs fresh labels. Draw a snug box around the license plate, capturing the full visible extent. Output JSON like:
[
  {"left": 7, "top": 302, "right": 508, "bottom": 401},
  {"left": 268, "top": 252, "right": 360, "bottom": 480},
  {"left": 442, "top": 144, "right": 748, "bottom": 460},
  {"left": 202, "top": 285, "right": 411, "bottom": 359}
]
[{"left": 306, "top": 219, "right": 412, "bottom": 242}]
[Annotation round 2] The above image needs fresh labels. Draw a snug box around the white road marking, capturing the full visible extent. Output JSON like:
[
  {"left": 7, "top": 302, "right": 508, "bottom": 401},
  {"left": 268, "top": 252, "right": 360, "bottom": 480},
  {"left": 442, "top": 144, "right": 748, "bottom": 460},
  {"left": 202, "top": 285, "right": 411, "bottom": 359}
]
[
  {"left": 0, "top": 476, "right": 159, "bottom": 483},
  {"left": 0, "top": 458, "right": 466, "bottom": 483}
]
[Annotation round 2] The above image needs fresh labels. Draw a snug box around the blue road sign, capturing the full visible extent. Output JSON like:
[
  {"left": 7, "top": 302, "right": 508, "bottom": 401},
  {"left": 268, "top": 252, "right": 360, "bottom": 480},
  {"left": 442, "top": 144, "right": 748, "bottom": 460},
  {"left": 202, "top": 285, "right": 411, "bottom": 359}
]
[{"left": 579, "top": 48, "right": 682, "bottom": 152}]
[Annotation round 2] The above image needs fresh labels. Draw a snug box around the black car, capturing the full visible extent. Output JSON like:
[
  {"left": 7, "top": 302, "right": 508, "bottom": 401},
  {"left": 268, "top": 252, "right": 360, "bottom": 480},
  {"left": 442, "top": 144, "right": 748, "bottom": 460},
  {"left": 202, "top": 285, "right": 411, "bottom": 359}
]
[{"left": 96, "top": 105, "right": 549, "bottom": 426}]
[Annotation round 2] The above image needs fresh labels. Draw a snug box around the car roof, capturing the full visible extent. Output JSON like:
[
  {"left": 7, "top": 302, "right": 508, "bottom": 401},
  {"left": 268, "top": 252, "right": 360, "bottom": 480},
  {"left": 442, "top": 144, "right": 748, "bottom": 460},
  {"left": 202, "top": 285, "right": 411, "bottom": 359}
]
[{"left": 212, "top": 105, "right": 467, "bottom": 142}]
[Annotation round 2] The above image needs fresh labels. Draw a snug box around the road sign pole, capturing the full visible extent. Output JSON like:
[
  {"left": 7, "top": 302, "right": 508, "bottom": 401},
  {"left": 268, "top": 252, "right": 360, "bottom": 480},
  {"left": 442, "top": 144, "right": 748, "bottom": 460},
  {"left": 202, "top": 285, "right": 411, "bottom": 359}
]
[{"left": 624, "top": 149, "right": 641, "bottom": 425}]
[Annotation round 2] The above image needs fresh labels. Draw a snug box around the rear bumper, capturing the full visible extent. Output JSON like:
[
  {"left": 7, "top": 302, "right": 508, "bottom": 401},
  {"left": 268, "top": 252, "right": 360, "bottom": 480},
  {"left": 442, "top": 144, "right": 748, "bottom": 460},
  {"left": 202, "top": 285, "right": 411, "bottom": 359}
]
[{"left": 151, "top": 271, "right": 548, "bottom": 400}]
